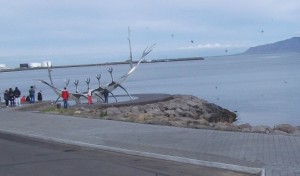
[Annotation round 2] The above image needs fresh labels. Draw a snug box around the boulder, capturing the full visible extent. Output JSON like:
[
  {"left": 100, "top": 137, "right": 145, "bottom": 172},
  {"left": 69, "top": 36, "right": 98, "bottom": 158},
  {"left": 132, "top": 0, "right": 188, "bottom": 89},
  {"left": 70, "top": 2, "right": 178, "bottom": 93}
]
[
  {"left": 74, "top": 110, "right": 81, "bottom": 114},
  {"left": 186, "top": 99, "right": 200, "bottom": 107},
  {"left": 106, "top": 107, "right": 121, "bottom": 116},
  {"left": 293, "top": 129, "right": 300, "bottom": 136},
  {"left": 273, "top": 124, "right": 296, "bottom": 134},
  {"left": 252, "top": 125, "right": 272, "bottom": 134},
  {"left": 164, "top": 110, "right": 177, "bottom": 117},
  {"left": 203, "top": 103, "right": 237, "bottom": 123},
  {"left": 144, "top": 108, "right": 163, "bottom": 116},
  {"left": 130, "top": 106, "right": 140, "bottom": 114},
  {"left": 238, "top": 123, "right": 252, "bottom": 132},
  {"left": 272, "top": 130, "right": 288, "bottom": 135},
  {"left": 179, "top": 111, "right": 197, "bottom": 118},
  {"left": 214, "top": 122, "right": 230, "bottom": 130},
  {"left": 163, "top": 102, "right": 179, "bottom": 110},
  {"left": 180, "top": 103, "right": 190, "bottom": 111}
]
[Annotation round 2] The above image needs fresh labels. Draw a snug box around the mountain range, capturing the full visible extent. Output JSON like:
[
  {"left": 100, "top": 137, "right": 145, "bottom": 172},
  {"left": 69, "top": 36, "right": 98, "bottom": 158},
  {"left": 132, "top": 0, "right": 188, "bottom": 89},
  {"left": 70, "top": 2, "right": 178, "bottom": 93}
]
[{"left": 243, "top": 37, "right": 300, "bottom": 54}]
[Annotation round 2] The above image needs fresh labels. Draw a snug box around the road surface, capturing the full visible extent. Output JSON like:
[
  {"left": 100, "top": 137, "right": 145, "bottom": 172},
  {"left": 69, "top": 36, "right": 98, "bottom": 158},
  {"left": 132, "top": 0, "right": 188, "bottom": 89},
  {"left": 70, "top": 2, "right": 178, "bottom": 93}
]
[{"left": 0, "top": 132, "right": 253, "bottom": 176}]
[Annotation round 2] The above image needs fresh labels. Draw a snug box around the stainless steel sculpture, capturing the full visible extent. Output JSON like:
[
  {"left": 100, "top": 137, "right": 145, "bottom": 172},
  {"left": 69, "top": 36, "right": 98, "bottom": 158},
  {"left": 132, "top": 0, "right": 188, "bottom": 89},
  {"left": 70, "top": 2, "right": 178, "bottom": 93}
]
[{"left": 38, "top": 30, "right": 154, "bottom": 104}]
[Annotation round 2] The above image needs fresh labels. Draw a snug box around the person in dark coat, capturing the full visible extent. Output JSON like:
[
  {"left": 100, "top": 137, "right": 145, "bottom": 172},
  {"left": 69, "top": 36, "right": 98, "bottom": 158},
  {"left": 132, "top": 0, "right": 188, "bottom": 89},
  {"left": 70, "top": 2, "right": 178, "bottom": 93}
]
[
  {"left": 8, "top": 88, "right": 15, "bottom": 107},
  {"left": 26, "top": 96, "right": 30, "bottom": 102},
  {"left": 103, "top": 88, "right": 109, "bottom": 103},
  {"left": 14, "top": 87, "right": 21, "bottom": 106},
  {"left": 29, "top": 86, "right": 35, "bottom": 104},
  {"left": 37, "top": 91, "right": 43, "bottom": 101},
  {"left": 4, "top": 90, "right": 9, "bottom": 107}
]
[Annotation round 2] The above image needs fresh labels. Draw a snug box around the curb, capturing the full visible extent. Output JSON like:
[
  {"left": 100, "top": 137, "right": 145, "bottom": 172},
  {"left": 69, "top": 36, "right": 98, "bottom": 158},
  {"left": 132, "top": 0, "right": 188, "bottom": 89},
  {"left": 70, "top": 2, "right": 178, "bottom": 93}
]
[{"left": 0, "top": 128, "right": 265, "bottom": 176}]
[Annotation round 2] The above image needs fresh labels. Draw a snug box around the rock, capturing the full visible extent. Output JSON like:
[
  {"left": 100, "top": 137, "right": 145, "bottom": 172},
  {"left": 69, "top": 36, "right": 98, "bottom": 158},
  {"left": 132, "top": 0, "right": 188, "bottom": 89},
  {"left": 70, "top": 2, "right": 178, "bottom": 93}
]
[
  {"left": 200, "top": 112, "right": 211, "bottom": 121},
  {"left": 180, "top": 103, "right": 190, "bottom": 111},
  {"left": 164, "top": 110, "right": 177, "bottom": 117},
  {"left": 272, "top": 130, "right": 288, "bottom": 135},
  {"left": 175, "top": 108, "right": 183, "bottom": 114},
  {"left": 133, "top": 113, "right": 153, "bottom": 123},
  {"left": 252, "top": 125, "right": 272, "bottom": 134},
  {"left": 150, "top": 116, "right": 171, "bottom": 126},
  {"left": 169, "top": 121, "right": 187, "bottom": 128},
  {"left": 273, "top": 124, "right": 296, "bottom": 134},
  {"left": 78, "top": 107, "right": 91, "bottom": 112},
  {"left": 144, "top": 108, "right": 163, "bottom": 116},
  {"left": 186, "top": 99, "right": 199, "bottom": 107},
  {"left": 186, "top": 120, "right": 198, "bottom": 128},
  {"left": 293, "top": 129, "right": 300, "bottom": 136},
  {"left": 238, "top": 123, "right": 252, "bottom": 132},
  {"left": 74, "top": 110, "right": 81, "bottom": 114},
  {"left": 106, "top": 107, "right": 121, "bottom": 116},
  {"left": 214, "top": 122, "right": 230, "bottom": 130},
  {"left": 130, "top": 106, "right": 140, "bottom": 114},
  {"left": 193, "top": 118, "right": 209, "bottom": 126},
  {"left": 204, "top": 103, "right": 237, "bottom": 123},
  {"left": 179, "top": 111, "right": 197, "bottom": 118},
  {"left": 163, "top": 102, "right": 178, "bottom": 110}
]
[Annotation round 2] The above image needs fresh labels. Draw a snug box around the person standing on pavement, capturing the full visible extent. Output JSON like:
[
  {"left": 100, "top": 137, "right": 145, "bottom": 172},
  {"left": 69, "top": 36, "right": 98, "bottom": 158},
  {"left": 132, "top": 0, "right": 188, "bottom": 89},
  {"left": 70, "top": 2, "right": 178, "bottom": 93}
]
[
  {"left": 103, "top": 88, "right": 109, "bottom": 103},
  {"left": 87, "top": 88, "right": 93, "bottom": 105},
  {"left": 8, "top": 88, "right": 15, "bottom": 107},
  {"left": 29, "top": 86, "right": 35, "bottom": 104},
  {"left": 61, "top": 87, "right": 69, "bottom": 109},
  {"left": 4, "top": 90, "right": 9, "bottom": 107},
  {"left": 14, "top": 87, "right": 21, "bottom": 106}
]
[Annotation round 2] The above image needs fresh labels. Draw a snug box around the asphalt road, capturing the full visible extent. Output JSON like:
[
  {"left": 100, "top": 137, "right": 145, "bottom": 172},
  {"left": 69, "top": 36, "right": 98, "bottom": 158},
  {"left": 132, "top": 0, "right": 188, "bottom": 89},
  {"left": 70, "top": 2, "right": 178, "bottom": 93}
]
[{"left": 0, "top": 132, "right": 254, "bottom": 176}]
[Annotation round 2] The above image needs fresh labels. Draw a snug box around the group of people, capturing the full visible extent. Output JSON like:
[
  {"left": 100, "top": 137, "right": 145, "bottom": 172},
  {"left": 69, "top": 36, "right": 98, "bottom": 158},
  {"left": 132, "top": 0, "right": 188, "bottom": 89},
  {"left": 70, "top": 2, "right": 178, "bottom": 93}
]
[
  {"left": 87, "top": 88, "right": 109, "bottom": 104},
  {"left": 60, "top": 87, "right": 109, "bottom": 109},
  {"left": 3, "top": 85, "right": 109, "bottom": 109},
  {"left": 3, "top": 86, "right": 43, "bottom": 107},
  {"left": 3, "top": 87, "right": 21, "bottom": 107},
  {"left": 27, "top": 86, "right": 43, "bottom": 104},
  {"left": 60, "top": 87, "right": 94, "bottom": 109}
]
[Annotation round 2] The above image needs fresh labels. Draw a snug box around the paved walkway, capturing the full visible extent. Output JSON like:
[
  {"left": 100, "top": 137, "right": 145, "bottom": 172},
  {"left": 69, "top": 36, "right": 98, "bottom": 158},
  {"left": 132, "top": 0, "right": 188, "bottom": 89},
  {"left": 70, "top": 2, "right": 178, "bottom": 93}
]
[{"left": 0, "top": 107, "right": 299, "bottom": 176}]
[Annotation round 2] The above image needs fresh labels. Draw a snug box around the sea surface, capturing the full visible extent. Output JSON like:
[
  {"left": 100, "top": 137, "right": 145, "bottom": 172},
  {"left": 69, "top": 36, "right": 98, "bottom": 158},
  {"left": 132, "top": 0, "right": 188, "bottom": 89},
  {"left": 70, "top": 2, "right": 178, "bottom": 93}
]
[{"left": 1, "top": 53, "right": 299, "bottom": 126}]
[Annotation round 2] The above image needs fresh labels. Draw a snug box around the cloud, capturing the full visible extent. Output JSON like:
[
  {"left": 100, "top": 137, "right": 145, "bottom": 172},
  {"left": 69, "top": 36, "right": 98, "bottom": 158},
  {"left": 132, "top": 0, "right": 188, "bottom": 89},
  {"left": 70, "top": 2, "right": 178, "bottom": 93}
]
[
  {"left": 178, "top": 43, "right": 243, "bottom": 50},
  {"left": 0, "top": 0, "right": 300, "bottom": 61}
]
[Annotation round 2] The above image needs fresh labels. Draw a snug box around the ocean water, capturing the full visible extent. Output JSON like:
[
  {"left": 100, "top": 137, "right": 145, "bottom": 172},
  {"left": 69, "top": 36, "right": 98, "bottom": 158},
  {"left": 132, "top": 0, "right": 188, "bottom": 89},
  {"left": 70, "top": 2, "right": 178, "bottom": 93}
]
[{"left": 1, "top": 53, "right": 299, "bottom": 126}]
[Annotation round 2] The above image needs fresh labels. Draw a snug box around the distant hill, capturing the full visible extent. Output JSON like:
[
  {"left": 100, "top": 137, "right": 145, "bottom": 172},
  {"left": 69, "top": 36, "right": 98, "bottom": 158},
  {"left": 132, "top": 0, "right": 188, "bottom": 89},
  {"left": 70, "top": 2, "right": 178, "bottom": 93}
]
[{"left": 243, "top": 37, "right": 300, "bottom": 54}]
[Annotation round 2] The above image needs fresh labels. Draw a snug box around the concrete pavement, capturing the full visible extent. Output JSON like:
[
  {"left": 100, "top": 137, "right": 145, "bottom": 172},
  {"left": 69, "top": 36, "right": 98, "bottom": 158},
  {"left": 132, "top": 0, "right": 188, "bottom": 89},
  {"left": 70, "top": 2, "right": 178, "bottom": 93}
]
[{"left": 0, "top": 106, "right": 299, "bottom": 176}]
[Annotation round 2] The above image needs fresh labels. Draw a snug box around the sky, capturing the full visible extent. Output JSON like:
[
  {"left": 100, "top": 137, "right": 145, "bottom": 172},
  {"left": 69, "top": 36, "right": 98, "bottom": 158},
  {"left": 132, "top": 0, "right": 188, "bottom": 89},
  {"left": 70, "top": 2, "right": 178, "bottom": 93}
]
[{"left": 1, "top": 0, "right": 300, "bottom": 66}]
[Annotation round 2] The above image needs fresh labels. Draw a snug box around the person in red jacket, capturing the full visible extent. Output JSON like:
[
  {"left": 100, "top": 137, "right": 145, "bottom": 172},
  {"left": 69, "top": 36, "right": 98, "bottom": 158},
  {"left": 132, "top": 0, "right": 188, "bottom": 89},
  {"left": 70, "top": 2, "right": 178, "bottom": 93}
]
[
  {"left": 61, "top": 87, "right": 69, "bottom": 109},
  {"left": 87, "top": 88, "right": 93, "bottom": 105}
]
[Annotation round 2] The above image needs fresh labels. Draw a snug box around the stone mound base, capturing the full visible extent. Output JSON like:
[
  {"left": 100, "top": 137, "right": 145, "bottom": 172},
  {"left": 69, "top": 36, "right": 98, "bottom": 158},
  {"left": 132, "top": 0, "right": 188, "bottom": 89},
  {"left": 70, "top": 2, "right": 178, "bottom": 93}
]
[{"left": 16, "top": 94, "right": 300, "bottom": 136}]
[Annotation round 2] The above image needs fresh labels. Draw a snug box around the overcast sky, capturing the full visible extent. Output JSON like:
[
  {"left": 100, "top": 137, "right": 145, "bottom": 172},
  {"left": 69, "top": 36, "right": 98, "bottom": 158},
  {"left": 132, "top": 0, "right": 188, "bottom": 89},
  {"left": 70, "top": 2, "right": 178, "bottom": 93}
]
[{"left": 1, "top": 0, "right": 300, "bottom": 65}]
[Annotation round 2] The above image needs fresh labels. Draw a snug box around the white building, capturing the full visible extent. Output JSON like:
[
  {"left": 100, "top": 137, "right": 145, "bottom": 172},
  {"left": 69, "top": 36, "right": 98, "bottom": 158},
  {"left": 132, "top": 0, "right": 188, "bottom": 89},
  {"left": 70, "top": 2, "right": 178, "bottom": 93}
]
[
  {"left": 28, "top": 62, "right": 42, "bottom": 68},
  {"left": 41, "top": 61, "right": 52, "bottom": 67},
  {"left": 0, "top": 64, "right": 10, "bottom": 70}
]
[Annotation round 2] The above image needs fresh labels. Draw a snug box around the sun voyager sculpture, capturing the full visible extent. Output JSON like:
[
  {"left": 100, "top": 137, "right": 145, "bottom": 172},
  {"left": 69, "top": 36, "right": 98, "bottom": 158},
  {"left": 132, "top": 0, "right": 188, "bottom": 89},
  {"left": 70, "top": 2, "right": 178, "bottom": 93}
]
[{"left": 38, "top": 29, "right": 155, "bottom": 104}]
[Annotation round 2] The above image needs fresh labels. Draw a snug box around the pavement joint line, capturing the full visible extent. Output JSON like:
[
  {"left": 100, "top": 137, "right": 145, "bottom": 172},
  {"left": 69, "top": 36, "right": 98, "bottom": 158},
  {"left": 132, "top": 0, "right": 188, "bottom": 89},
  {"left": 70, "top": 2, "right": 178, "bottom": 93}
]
[{"left": 0, "top": 128, "right": 265, "bottom": 176}]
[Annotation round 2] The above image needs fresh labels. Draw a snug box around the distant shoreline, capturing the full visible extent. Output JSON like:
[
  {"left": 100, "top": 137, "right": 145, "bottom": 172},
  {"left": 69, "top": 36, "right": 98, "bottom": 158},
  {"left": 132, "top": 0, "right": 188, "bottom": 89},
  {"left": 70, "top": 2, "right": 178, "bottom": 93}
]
[{"left": 0, "top": 57, "right": 204, "bottom": 72}]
